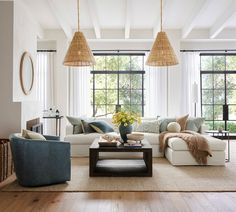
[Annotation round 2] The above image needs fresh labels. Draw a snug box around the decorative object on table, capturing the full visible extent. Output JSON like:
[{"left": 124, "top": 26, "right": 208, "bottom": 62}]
[
  {"left": 19, "top": 52, "right": 34, "bottom": 95},
  {"left": 218, "top": 127, "right": 223, "bottom": 133},
  {"left": 63, "top": 0, "right": 95, "bottom": 67},
  {"left": 98, "top": 135, "right": 120, "bottom": 147},
  {"left": 112, "top": 111, "right": 141, "bottom": 143},
  {"left": 127, "top": 133, "right": 144, "bottom": 143},
  {"left": 145, "top": 0, "right": 178, "bottom": 116},
  {"left": 0, "top": 139, "right": 14, "bottom": 183},
  {"left": 55, "top": 109, "right": 60, "bottom": 117}
]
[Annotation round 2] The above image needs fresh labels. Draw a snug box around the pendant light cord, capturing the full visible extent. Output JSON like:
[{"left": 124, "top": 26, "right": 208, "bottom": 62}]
[
  {"left": 160, "top": 0, "right": 163, "bottom": 31},
  {"left": 77, "top": 0, "right": 80, "bottom": 31}
]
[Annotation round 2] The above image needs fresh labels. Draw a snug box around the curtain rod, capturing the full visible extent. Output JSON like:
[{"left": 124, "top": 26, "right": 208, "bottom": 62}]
[
  {"left": 180, "top": 49, "right": 236, "bottom": 52},
  {"left": 37, "top": 50, "right": 57, "bottom": 52},
  {"left": 92, "top": 50, "right": 149, "bottom": 52}
]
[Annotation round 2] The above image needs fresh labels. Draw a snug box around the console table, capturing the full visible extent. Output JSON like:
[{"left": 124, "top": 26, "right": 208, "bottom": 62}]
[
  {"left": 89, "top": 138, "right": 152, "bottom": 177},
  {"left": 43, "top": 116, "right": 63, "bottom": 136}
]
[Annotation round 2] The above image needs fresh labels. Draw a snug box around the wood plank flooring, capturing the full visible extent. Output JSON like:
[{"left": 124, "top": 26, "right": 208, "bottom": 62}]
[{"left": 0, "top": 140, "right": 235, "bottom": 212}]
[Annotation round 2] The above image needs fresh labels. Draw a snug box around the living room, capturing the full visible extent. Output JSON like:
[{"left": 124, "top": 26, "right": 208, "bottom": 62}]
[{"left": 1, "top": 0, "right": 236, "bottom": 211}]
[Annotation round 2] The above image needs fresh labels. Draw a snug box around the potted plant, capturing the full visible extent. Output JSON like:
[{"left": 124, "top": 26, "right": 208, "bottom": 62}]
[{"left": 112, "top": 111, "right": 141, "bottom": 143}]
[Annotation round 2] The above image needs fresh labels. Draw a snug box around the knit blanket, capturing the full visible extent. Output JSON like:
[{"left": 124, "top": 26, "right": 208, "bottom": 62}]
[{"left": 159, "top": 131, "right": 212, "bottom": 165}]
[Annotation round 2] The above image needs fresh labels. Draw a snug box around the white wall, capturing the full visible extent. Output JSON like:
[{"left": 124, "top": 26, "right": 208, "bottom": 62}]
[{"left": 0, "top": 1, "right": 21, "bottom": 138}]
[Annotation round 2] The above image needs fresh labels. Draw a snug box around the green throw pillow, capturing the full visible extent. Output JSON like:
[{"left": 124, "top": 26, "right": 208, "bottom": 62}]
[
  {"left": 186, "top": 117, "right": 205, "bottom": 132},
  {"left": 158, "top": 118, "right": 176, "bottom": 132},
  {"left": 66, "top": 116, "right": 83, "bottom": 134},
  {"left": 89, "top": 120, "right": 114, "bottom": 133}
]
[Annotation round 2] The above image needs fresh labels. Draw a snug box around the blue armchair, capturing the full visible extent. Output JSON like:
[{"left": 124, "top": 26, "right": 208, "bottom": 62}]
[{"left": 9, "top": 133, "right": 71, "bottom": 187}]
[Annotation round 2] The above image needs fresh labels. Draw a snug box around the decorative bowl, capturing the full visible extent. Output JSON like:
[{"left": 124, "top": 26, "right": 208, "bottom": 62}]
[{"left": 127, "top": 133, "right": 144, "bottom": 141}]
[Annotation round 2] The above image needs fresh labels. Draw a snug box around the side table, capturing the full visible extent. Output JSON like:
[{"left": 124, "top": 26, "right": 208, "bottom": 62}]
[
  {"left": 205, "top": 130, "right": 230, "bottom": 162},
  {"left": 43, "top": 116, "right": 63, "bottom": 136}
]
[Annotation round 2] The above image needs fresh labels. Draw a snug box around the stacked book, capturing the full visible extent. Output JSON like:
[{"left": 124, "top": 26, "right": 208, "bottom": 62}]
[
  {"left": 124, "top": 141, "right": 142, "bottom": 148},
  {"left": 0, "top": 139, "right": 14, "bottom": 182}
]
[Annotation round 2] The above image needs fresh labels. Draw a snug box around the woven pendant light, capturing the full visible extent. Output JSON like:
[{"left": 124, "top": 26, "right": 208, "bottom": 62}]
[
  {"left": 146, "top": 0, "right": 178, "bottom": 66},
  {"left": 63, "top": 0, "right": 95, "bottom": 67}
]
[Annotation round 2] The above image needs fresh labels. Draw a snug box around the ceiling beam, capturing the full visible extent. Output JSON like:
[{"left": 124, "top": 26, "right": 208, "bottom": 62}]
[
  {"left": 209, "top": 1, "right": 236, "bottom": 39},
  {"left": 125, "top": 0, "right": 131, "bottom": 39},
  {"left": 47, "top": 0, "right": 73, "bottom": 39},
  {"left": 182, "top": 0, "right": 211, "bottom": 39},
  {"left": 152, "top": 0, "right": 169, "bottom": 38},
  {"left": 87, "top": 0, "right": 101, "bottom": 39}
]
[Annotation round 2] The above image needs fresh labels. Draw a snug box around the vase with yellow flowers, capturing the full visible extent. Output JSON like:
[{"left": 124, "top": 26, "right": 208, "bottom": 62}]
[{"left": 112, "top": 111, "right": 141, "bottom": 143}]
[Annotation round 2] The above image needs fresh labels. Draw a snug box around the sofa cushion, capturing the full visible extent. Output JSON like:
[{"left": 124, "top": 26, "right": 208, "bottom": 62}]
[
  {"left": 22, "top": 129, "right": 46, "bottom": 140},
  {"left": 176, "top": 114, "right": 189, "bottom": 131},
  {"left": 81, "top": 120, "right": 96, "bottom": 133},
  {"left": 167, "top": 122, "right": 181, "bottom": 133},
  {"left": 65, "top": 133, "right": 100, "bottom": 145},
  {"left": 133, "top": 132, "right": 159, "bottom": 145},
  {"left": 158, "top": 118, "right": 176, "bottom": 132},
  {"left": 134, "top": 120, "right": 159, "bottom": 133},
  {"left": 186, "top": 117, "right": 205, "bottom": 132},
  {"left": 66, "top": 116, "right": 83, "bottom": 134},
  {"left": 167, "top": 135, "right": 226, "bottom": 151},
  {"left": 89, "top": 120, "right": 114, "bottom": 133}
]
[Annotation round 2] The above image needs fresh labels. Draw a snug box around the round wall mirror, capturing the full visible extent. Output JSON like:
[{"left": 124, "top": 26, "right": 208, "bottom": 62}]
[{"left": 20, "top": 52, "right": 34, "bottom": 95}]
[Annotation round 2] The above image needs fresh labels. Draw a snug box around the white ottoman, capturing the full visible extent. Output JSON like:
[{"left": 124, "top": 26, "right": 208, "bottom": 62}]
[{"left": 165, "top": 135, "right": 226, "bottom": 166}]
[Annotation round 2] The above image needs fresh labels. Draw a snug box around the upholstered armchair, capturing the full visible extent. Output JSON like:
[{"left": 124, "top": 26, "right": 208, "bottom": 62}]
[{"left": 9, "top": 133, "right": 71, "bottom": 187}]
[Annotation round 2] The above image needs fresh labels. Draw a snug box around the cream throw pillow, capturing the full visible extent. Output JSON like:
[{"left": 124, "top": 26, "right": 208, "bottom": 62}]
[
  {"left": 167, "top": 122, "right": 181, "bottom": 133},
  {"left": 22, "top": 129, "right": 46, "bottom": 141}
]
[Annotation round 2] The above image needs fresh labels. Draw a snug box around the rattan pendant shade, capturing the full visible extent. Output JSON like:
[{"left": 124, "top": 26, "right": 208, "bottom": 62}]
[
  {"left": 146, "top": 0, "right": 178, "bottom": 66},
  {"left": 63, "top": 0, "right": 95, "bottom": 67}
]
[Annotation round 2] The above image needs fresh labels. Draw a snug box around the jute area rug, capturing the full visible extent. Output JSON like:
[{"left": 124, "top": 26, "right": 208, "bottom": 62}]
[{"left": 2, "top": 157, "right": 236, "bottom": 192}]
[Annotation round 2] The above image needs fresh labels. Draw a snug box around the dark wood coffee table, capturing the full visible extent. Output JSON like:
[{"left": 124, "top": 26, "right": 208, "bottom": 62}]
[{"left": 89, "top": 138, "right": 152, "bottom": 177}]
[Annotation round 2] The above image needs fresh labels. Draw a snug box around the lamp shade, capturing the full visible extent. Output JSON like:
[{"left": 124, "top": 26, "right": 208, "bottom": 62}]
[
  {"left": 63, "top": 31, "right": 95, "bottom": 67},
  {"left": 146, "top": 32, "right": 178, "bottom": 66}
]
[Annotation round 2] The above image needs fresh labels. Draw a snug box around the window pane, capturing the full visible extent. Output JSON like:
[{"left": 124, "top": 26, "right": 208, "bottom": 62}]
[
  {"left": 95, "top": 90, "right": 106, "bottom": 104},
  {"left": 204, "top": 121, "right": 213, "bottom": 130},
  {"left": 106, "top": 56, "right": 118, "bottom": 70},
  {"left": 122, "top": 104, "right": 131, "bottom": 112},
  {"left": 227, "top": 90, "right": 236, "bottom": 104},
  {"left": 107, "top": 74, "right": 117, "bottom": 89},
  {"left": 119, "top": 56, "right": 130, "bottom": 70},
  {"left": 213, "top": 74, "right": 224, "bottom": 89},
  {"left": 214, "top": 121, "right": 225, "bottom": 130},
  {"left": 95, "top": 75, "right": 106, "bottom": 89},
  {"left": 130, "top": 105, "right": 142, "bottom": 114},
  {"left": 202, "top": 105, "right": 213, "bottom": 120},
  {"left": 120, "top": 90, "right": 130, "bottom": 104},
  {"left": 202, "top": 74, "right": 213, "bottom": 89},
  {"left": 131, "top": 56, "right": 143, "bottom": 70},
  {"left": 131, "top": 74, "right": 142, "bottom": 89},
  {"left": 94, "top": 56, "right": 105, "bottom": 70},
  {"left": 214, "top": 90, "right": 225, "bottom": 104},
  {"left": 214, "top": 105, "right": 223, "bottom": 120},
  {"left": 229, "top": 106, "right": 236, "bottom": 120},
  {"left": 226, "top": 56, "right": 236, "bottom": 70},
  {"left": 131, "top": 90, "right": 142, "bottom": 104},
  {"left": 94, "top": 105, "right": 106, "bottom": 116},
  {"left": 107, "top": 105, "right": 116, "bottom": 116},
  {"left": 213, "top": 56, "right": 225, "bottom": 71},
  {"left": 202, "top": 90, "right": 213, "bottom": 104},
  {"left": 107, "top": 90, "right": 117, "bottom": 104},
  {"left": 201, "top": 56, "right": 212, "bottom": 71},
  {"left": 226, "top": 74, "right": 236, "bottom": 89},
  {"left": 227, "top": 121, "right": 236, "bottom": 133},
  {"left": 120, "top": 74, "right": 130, "bottom": 89}
]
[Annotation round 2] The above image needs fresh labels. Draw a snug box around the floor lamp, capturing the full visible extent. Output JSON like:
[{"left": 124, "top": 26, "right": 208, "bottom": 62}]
[{"left": 192, "top": 82, "right": 198, "bottom": 117}]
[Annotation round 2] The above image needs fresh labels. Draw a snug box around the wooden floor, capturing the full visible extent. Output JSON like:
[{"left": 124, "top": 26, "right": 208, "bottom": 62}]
[{"left": 0, "top": 140, "right": 235, "bottom": 212}]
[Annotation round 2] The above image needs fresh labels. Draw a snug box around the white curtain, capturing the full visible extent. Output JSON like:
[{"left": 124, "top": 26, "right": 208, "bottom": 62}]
[
  {"left": 68, "top": 67, "right": 92, "bottom": 117},
  {"left": 180, "top": 52, "right": 201, "bottom": 117},
  {"left": 37, "top": 52, "right": 55, "bottom": 134},
  {"left": 144, "top": 53, "right": 168, "bottom": 117}
]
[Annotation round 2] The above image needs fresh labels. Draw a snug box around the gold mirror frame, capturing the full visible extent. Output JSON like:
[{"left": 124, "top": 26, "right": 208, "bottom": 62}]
[{"left": 20, "top": 52, "right": 34, "bottom": 95}]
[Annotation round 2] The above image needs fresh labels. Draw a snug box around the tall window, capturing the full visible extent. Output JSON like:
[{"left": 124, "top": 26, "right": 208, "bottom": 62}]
[
  {"left": 200, "top": 54, "right": 236, "bottom": 133},
  {"left": 91, "top": 53, "right": 145, "bottom": 117}
]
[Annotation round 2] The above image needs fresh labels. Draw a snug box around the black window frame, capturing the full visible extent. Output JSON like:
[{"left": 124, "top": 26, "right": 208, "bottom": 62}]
[{"left": 91, "top": 52, "right": 145, "bottom": 117}]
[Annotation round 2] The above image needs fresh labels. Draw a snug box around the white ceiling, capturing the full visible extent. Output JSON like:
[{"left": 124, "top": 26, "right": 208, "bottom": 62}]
[{"left": 22, "top": 0, "right": 236, "bottom": 40}]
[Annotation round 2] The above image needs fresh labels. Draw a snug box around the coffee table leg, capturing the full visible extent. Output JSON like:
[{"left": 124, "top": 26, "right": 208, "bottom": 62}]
[
  {"left": 143, "top": 150, "right": 152, "bottom": 177},
  {"left": 89, "top": 149, "right": 98, "bottom": 177}
]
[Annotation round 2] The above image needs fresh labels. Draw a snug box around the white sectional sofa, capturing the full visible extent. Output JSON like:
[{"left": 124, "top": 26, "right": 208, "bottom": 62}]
[{"left": 64, "top": 117, "right": 226, "bottom": 165}]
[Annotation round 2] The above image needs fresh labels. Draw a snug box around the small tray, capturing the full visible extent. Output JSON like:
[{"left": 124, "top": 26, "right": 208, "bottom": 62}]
[{"left": 98, "top": 142, "right": 118, "bottom": 147}]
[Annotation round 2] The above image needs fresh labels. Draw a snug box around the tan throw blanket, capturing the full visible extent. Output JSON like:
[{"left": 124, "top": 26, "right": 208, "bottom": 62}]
[{"left": 159, "top": 131, "right": 212, "bottom": 165}]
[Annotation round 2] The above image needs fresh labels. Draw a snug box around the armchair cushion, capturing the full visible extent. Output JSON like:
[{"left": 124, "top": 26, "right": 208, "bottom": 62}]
[{"left": 22, "top": 129, "right": 46, "bottom": 140}]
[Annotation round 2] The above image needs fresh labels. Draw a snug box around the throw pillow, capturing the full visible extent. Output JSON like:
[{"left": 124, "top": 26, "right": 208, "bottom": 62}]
[
  {"left": 167, "top": 122, "right": 181, "bottom": 133},
  {"left": 22, "top": 129, "right": 46, "bottom": 140},
  {"left": 176, "top": 114, "right": 189, "bottom": 131},
  {"left": 81, "top": 119, "right": 96, "bottom": 133},
  {"left": 158, "top": 118, "right": 176, "bottom": 132},
  {"left": 186, "top": 117, "right": 205, "bottom": 132},
  {"left": 66, "top": 116, "right": 83, "bottom": 134},
  {"left": 89, "top": 120, "right": 114, "bottom": 133},
  {"left": 135, "top": 120, "right": 159, "bottom": 133}
]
